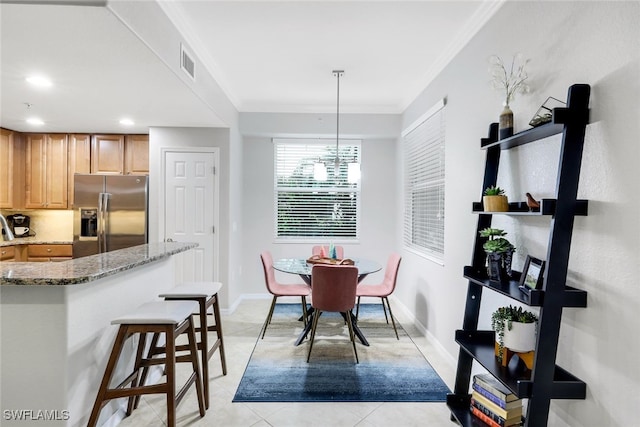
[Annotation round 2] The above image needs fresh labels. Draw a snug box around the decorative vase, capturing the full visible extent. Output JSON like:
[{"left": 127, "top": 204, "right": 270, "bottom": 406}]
[
  {"left": 499, "top": 104, "right": 514, "bottom": 140},
  {"left": 486, "top": 250, "right": 514, "bottom": 282},
  {"left": 482, "top": 195, "right": 509, "bottom": 212}
]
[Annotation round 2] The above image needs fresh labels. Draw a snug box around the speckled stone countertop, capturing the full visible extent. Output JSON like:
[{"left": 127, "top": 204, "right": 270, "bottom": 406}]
[
  {"left": 0, "top": 237, "right": 73, "bottom": 247},
  {"left": 0, "top": 242, "right": 197, "bottom": 286}
]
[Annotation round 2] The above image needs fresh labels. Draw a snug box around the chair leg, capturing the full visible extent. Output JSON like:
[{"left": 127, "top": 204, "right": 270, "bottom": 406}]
[
  {"left": 345, "top": 312, "right": 359, "bottom": 364},
  {"left": 381, "top": 297, "right": 390, "bottom": 324},
  {"left": 126, "top": 331, "right": 148, "bottom": 415},
  {"left": 355, "top": 296, "right": 361, "bottom": 319},
  {"left": 301, "top": 296, "right": 309, "bottom": 327},
  {"left": 133, "top": 332, "right": 161, "bottom": 410},
  {"left": 306, "top": 310, "right": 321, "bottom": 362},
  {"left": 164, "top": 326, "right": 177, "bottom": 427},
  {"left": 210, "top": 295, "right": 227, "bottom": 375},
  {"left": 186, "top": 317, "right": 206, "bottom": 417},
  {"left": 88, "top": 325, "right": 131, "bottom": 427},
  {"left": 261, "top": 296, "right": 278, "bottom": 339},
  {"left": 196, "top": 300, "right": 210, "bottom": 410},
  {"left": 384, "top": 297, "right": 399, "bottom": 340}
]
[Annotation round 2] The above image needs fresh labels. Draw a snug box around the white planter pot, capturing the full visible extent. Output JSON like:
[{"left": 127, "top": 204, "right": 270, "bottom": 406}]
[{"left": 501, "top": 321, "right": 537, "bottom": 353}]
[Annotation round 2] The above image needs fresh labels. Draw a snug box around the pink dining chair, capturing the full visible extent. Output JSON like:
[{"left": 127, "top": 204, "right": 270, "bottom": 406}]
[
  {"left": 355, "top": 253, "right": 402, "bottom": 339},
  {"left": 311, "top": 245, "right": 345, "bottom": 259},
  {"left": 260, "top": 251, "right": 311, "bottom": 339},
  {"left": 307, "top": 264, "right": 359, "bottom": 363}
]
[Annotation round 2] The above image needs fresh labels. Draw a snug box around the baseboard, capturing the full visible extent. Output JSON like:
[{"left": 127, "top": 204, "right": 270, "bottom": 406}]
[{"left": 387, "top": 295, "right": 457, "bottom": 368}]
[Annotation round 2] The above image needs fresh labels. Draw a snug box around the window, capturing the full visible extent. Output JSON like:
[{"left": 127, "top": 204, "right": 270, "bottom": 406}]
[
  {"left": 403, "top": 100, "right": 446, "bottom": 262},
  {"left": 274, "top": 139, "right": 360, "bottom": 241}
]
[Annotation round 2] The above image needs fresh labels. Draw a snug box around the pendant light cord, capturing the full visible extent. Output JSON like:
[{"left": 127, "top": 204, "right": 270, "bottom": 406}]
[{"left": 333, "top": 70, "right": 344, "bottom": 173}]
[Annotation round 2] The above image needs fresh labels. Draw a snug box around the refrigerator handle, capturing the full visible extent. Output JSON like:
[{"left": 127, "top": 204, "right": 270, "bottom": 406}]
[
  {"left": 101, "top": 193, "right": 111, "bottom": 253},
  {"left": 98, "top": 193, "right": 105, "bottom": 253}
]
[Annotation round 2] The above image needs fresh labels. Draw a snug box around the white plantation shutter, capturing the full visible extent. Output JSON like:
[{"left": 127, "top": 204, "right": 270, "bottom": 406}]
[
  {"left": 403, "top": 100, "right": 446, "bottom": 262},
  {"left": 274, "top": 139, "right": 361, "bottom": 240}
]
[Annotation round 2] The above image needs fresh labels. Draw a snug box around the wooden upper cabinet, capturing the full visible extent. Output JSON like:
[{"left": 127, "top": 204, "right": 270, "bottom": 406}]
[
  {"left": 25, "top": 134, "right": 68, "bottom": 209},
  {"left": 91, "top": 134, "right": 124, "bottom": 174},
  {"left": 0, "top": 129, "right": 15, "bottom": 208},
  {"left": 68, "top": 134, "right": 91, "bottom": 208},
  {"left": 125, "top": 134, "right": 149, "bottom": 175}
]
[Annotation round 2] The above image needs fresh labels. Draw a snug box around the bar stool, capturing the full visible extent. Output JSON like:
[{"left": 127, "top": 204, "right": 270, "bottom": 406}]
[
  {"left": 152, "top": 282, "right": 227, "bottom": 409},
  {"left": 88, "top": 300, "right": 205, "bottom": 427}
]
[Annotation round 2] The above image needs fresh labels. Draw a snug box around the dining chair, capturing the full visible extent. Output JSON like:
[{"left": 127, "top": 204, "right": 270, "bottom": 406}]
[
  {"left": 355, "top": 253, "right": 402, "bottom": 339},
  {"left": 260, "top": 251, "right": 311, "bottom": 339},
  {"left": 307, "top": 264, "right": 359, "bottom": 363},
  {"left": 311, "top": 245, "right": 344, "bottom": 259}
]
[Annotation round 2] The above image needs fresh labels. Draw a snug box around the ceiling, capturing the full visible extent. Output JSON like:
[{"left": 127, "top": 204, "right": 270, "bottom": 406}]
[{"left": 0, "top": 1, "right": 501, "bottom": 134}]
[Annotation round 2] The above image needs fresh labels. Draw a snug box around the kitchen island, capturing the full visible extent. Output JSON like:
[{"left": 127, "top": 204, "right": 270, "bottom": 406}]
[{"left": 0, "top": 242, "right": 197, "bottom": 427}]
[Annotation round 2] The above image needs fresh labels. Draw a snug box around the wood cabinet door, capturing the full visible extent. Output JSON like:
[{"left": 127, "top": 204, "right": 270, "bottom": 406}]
[
  {"left": 0, "top": 246, "right": 15, "bottom": 261},
  {"left": 25, "top": 134, "right": 68, "bottom": 209},
  {"left": 0, "top": 129, "right": 14, "bottom": 208},
  {"left": 46, "top": 134, "right": 68, "bottom": 209},
  {"left": 91, "top": 134, "right": 124, "bottom": 174},
  {"left": 68, "top": 134, "right": 91, "bottom": 208},
  {"left": 25, "top": 134, "right": 47, "bottom": 208},
  {"left": 125, "top": 135, "right": 149, "bottom": 175}
]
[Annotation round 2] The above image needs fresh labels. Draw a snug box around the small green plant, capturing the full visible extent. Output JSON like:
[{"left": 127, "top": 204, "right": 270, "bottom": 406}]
[
  {"left": 491, "top": 305, "right": 538, "bottom": 362},
  {"left": 479, "top": 228, "right": 515, "bottom": 254},
  {"left": 483, "top": 186, "right": 505, "bottom": 196}
]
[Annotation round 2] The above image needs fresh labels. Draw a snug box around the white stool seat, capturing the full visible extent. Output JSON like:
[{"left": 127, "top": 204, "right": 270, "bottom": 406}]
[
  {"left": 111, "top": 301, "right": 199, "bottom": 325},
  {"left": 159, "top": 281, "right": 223, "bottom": 298}
]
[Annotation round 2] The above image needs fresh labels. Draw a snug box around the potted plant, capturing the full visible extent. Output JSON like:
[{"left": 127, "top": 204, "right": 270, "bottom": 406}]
[
  {"left": 491, "top": 305, "right": 538, "bottom": 364},
  {"left": 483, "top": 185, "right": 509, "bottom": 212},
  {"left": 479, "top": 227, "right": 515, "bottom": 282}
]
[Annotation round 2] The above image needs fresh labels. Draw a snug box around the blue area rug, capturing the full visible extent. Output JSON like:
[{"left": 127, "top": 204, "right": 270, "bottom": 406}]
[{"left": 233, "top": 303, "right": 450, "bottom": 402}]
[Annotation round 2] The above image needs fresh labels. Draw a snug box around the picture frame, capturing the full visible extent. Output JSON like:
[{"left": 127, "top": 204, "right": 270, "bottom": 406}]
[
  {"left": 529, "top": 96, "right": 566, "bottom": 127},
  {"left": 520, "top": 255, "right": 546, "bottom": 290}
]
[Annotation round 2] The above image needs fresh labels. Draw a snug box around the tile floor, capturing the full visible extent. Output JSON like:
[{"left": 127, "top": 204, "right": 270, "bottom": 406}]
[{"left": 117, "top": 299, "right": 458, "bottom": 427}]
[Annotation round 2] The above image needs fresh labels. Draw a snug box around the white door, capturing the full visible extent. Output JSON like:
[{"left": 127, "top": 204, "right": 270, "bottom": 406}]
[{"left": 164, "top": 150, "right": 218, "bottom": 282}]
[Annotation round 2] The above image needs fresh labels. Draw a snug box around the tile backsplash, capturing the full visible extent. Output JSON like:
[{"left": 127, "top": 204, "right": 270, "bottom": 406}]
[{"left": 0, "top": 209, "right": 73, "bottom": 241}]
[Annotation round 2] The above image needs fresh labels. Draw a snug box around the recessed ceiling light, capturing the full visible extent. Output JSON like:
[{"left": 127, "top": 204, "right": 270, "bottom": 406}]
[
  {"left": 119, "top": 118, "right": 135, "bottom": 126},
  {"left": 26, "top": 117, "right": 44, "bottom": 126},
  {"left": 26, "top": 75, "right": 53, "bottom": 88}
]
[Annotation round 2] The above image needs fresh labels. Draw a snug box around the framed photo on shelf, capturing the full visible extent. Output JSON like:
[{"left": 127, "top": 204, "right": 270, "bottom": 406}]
[{"left": 520, "top": 255, "right": 546, "bottom": 291}]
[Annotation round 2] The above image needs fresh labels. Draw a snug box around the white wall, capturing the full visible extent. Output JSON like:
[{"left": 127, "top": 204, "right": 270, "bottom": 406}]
[
  {"left": 400, "top": 2, "right": 639, "bottom": 426},
  {"left": 239, "top": 112, "right": 400, "bottom": 297}
]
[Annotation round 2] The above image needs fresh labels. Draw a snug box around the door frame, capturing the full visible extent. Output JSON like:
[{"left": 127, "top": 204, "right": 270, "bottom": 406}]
[{"left": 160, "top": 146, "right": 220, "bottom": 282}]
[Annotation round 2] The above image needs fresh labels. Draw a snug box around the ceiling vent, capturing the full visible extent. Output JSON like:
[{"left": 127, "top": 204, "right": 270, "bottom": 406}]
[{"left": 180, "top": 43, "right": 196, "bottom": 81}]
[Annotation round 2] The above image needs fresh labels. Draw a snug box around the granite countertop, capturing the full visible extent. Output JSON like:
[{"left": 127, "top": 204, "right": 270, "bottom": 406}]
[
  {"left": 0, "top": 237, "right": 73, "bottom": 247},
  {"left": 0, "top": 242, "right": 197, "bottom": 286}
]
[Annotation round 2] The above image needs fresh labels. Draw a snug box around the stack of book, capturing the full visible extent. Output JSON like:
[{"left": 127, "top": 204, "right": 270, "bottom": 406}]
[{"left": 470, "top": 374, "right": 523, "bottom": 427}]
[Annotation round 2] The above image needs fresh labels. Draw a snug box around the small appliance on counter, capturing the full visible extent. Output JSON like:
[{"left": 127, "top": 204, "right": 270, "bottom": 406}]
[{"left": 6, "top": 214, "right": 31, "bottom": 237}]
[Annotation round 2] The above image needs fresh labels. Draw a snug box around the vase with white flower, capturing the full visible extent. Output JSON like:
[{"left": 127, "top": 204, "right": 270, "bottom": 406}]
[{"left": 488, "top": 53, "right": 531, "bottom": 139}]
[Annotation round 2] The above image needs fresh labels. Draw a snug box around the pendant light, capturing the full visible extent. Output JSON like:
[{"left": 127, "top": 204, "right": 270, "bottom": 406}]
[{"left": 313, "top": 70, "right": 360, "bottom": 182}]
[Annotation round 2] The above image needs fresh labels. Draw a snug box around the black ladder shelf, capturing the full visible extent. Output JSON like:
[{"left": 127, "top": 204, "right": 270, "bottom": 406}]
[{"left": 447, "top": 84, "right": 590, "bottom": 427}]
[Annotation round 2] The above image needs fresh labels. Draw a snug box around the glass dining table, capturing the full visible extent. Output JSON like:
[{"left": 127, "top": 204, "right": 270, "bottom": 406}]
[{"left": 273, "top": 257, "right": 382, "bottom": 346}]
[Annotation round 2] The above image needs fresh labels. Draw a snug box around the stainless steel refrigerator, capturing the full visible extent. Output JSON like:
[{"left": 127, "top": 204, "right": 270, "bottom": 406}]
[{"left": 73, "top": 174, "right": 148, "bottom": 258}]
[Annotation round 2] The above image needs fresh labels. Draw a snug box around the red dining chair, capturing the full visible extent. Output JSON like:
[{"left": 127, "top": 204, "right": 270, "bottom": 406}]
[
  {"left": 260, "top": 251, "right": 311, "bottom": 339},
  {"left": 355, "top": 253, "right": 402, "bottom": 339},
  {"left": 312, "top": 245, "right": 345, "bottom": 259},
  {"left": 307, "top": 264, "right": 359, "bottom": 363}
]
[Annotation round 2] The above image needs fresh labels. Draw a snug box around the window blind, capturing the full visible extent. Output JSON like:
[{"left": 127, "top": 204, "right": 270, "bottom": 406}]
[
  {"left": 403, "top": 100, "right": 446, "bottom": 261},
  {"left": 274, "top": 139, "right": 361, "bottom": 240}
]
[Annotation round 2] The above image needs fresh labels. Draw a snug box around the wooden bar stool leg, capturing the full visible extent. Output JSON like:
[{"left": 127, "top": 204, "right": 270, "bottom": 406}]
[
  {"left": 87, "top": 325, "right": 130, "bottom": 427},
  {"left": 133, "top": 332, "right": 161, "bottom": 410},
  {"left": 210, "top": 294, "right": 227, "bottom": 375},
  {"left": 197, "top": 299, "right": 210, "bottom": 409},
  {"left": 187, "top": 316, "right": 206, "bottom": 417},
  {"left": 127, "top": 331, "right": 148, "bottom": 415},
  {"left": 165, "top": 325, "right": 177, "bottom": 427}
]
